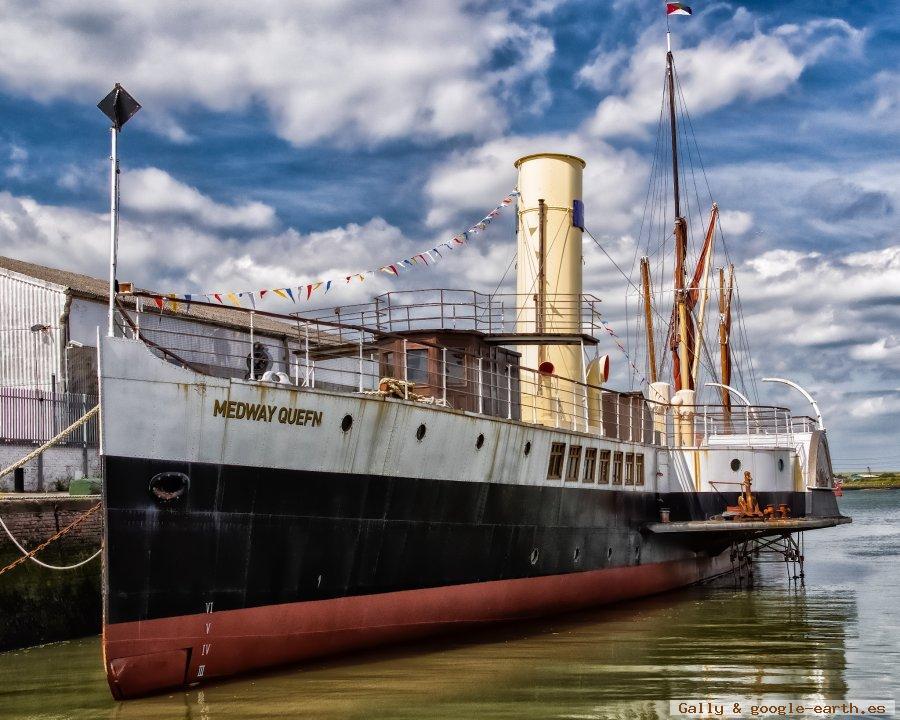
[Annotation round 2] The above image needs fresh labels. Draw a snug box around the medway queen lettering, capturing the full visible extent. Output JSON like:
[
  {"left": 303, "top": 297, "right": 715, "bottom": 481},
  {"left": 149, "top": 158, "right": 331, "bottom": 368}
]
[{"left": 212, "top": 399, "right": 323, "bottom": 427}]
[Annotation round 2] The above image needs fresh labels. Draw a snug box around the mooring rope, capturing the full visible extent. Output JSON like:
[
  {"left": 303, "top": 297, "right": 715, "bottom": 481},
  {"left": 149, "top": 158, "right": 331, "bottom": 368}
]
[
  {"left": 0, "top": 405, "right": 99, "bottom": 481},
  {"left": 0, "top": 504, "right": 102, "bottom": 576},
  {"left": 0, "top": 404, "right": 102, "bottom": 575}
]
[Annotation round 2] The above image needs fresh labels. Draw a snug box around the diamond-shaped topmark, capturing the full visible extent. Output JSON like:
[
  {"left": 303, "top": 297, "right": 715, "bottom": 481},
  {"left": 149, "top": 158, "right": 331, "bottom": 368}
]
[{"left": 97, "top": 84, "right": 141, "bottom": 129}]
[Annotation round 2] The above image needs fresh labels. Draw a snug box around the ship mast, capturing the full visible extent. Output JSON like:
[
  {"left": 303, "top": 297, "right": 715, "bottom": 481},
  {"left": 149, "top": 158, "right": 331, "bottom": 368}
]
[
  {"left": 718, "top": 264, "right": 734, "bottom": 413},
  {"left": 640, "top": 257, "right": 658, "bottom": 383},
  {"left": 667, "top": 32, "right": 691, "bottom": 392}
]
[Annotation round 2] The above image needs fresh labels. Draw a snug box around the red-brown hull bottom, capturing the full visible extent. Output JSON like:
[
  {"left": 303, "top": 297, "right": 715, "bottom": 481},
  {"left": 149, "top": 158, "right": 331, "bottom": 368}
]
[{"left": 104, "top": 553, "right": 732, "bottom": 699}]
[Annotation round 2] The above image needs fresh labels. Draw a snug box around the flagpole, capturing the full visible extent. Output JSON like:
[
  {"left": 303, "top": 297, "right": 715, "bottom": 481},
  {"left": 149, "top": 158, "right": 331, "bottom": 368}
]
[
  {"left": 97, "top": 83, "right": 141, "bottom": 338},
  {"left": 107, "top": 124, "right": 119, "bottom": 338}
]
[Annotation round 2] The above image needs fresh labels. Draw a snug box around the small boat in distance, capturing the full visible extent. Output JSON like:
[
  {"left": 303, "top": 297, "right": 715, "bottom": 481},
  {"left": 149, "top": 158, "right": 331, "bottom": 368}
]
[{"left": 98, "top": 31, "right": 849, "bottom": 699}]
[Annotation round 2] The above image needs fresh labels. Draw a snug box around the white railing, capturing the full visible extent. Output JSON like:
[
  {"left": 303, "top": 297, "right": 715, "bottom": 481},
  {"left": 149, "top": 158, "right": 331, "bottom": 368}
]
[{"left": 118, "top": 295, "right": 793, "bottom": 448}]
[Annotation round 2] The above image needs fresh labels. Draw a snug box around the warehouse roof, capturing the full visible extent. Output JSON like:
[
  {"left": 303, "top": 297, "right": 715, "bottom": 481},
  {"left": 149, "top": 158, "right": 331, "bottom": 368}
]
[{"left": 0, "top": 255, "right": 301, "bottom": 338}]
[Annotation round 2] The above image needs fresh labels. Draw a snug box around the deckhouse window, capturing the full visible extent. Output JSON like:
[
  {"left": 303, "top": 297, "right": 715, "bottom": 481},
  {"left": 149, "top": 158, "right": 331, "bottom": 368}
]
[
  {"left": 624, "top": 453, "right": 635, "bottom": 485},
  {"left": 583, "top": 448, "right": 597, "bottom": 483},
  {"left": 406, "top": 348, "right": 429, "bottom": 383},
  {"left": 446, "top": 349, "right": 467, "bottom": 386},
  {"left": 598, "top": 450, "right": 611, "bottom": 484},
  {"left": 612, "top": 451, "right": 624, "bottom": 485},
  {"left": 381, "top": 351, "right": 395, "bottom": 378},
  {"left": 547, "top": 442, "right": 566, "bottom": 480},
  {"left": 635, "top": 454, "right": 645, "bottom": 486},
  {"left": 566, "top": 445, "right": 582, "bottom": 482}
]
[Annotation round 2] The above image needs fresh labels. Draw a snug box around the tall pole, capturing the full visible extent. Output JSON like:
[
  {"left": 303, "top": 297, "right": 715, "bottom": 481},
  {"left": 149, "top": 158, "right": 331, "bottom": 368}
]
[
  {"left": 718, "top": 265, "right": 734, "bottom": 413},
  {"left": 667, "top": 35, "right": 690, "bottom": 391},
  {"left": 666, "top": 40, "right": 681, "bottom": 220},
  {"left": 98, "top": 83, "right": 140, "bottom": 337},
  {"left": 107, "top": 126, "right": 119, "bottom": 337},
  {"left": 640, "top": 256, "right": 657, "bottom": 383},
  {"left": 537, "top": 198, "right": 547, "bottom": 337},
  {"left": 689, "top": 203, "right": 719, "bottom": 386}
]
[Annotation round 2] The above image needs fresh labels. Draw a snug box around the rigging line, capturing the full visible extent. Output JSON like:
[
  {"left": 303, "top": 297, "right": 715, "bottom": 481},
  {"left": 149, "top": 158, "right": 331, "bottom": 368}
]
[
  {"left": 675, "top": 72, "right": 758, "bottom": 403},
  {"left": 673, "top": 68, "right": 759, "bottom": 402},
  {"left": 674, "top": 66, "right": 710, "bottom": 257},
  {"left": 487, "top": 240, "right": 518, "bottom": 301},
  {"left": 634, "top": 72, "right": 671, "bottom": 280},
  {"left": 584, "top": 227, "right": 673, "bottom": 333},
  {"left": 510, "top": 210, "right": 570, "bottom": 329}
]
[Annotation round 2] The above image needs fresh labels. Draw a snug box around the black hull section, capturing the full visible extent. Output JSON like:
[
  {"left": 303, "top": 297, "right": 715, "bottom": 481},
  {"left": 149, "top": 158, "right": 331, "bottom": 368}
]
[{"left": 104, "top": 456, "right": 810, "bottom": 626}]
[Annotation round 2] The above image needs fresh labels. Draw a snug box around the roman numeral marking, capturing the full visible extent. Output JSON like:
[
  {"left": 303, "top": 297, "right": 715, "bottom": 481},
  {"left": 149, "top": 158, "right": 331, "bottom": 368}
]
[
  {"left": 201, "top": 644, "right": 211, "bottom": 656},
  {"left": 205, "top": 622, "right": 212, "bottom": 635},
  {"left": 197, "top": 664, "right": 205, "bottom": 678},
  {"left": 205, "top": 602, "right": 214, "bottom": 613}
]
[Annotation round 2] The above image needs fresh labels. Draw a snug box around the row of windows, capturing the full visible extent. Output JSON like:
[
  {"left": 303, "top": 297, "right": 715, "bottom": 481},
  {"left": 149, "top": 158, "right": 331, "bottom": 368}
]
[{"left": 547, "top": 443, "right": 645, "bottom": 486}]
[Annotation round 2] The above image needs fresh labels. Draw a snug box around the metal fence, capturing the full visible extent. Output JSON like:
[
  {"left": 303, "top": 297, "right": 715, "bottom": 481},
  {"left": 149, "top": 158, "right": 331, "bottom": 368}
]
[{"left": 0, "top": 388, "right": 99, "bottom": 446}]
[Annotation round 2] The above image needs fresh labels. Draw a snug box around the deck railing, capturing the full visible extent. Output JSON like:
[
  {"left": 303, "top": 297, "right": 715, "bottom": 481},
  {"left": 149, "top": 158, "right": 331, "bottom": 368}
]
[
  {"left": 300, "top": 289, "right": 605, "bottom": 338},
  {"left": 117, "top": 295, "right": 794, "bottom": 449}
]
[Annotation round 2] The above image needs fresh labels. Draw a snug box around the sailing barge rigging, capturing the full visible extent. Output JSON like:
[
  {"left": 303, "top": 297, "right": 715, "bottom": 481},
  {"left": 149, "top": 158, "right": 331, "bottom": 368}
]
[{"left": 98, "top": 38, "right": 848, "bottom": 699}]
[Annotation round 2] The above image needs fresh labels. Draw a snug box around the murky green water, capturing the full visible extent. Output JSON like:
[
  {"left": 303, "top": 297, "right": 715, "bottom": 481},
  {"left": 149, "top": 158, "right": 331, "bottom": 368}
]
[{"left": 1, "top": 490, "right": 897, "bottom": 719}]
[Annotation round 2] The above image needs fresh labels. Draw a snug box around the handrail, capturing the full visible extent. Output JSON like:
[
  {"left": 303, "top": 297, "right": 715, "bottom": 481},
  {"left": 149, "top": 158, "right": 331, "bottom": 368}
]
[{"left": 119, "top": 290, "right": 787, "bottom": 446}]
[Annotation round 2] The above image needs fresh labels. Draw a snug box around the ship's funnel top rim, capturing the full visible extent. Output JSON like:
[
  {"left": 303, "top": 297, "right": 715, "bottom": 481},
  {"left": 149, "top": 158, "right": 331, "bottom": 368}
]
[{"left": 514, "top": 152, "right": 586, "bottom": 169}]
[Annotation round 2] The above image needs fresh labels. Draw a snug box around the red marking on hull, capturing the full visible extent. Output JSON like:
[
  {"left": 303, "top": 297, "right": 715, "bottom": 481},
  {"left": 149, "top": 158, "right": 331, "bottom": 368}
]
[{"left": 104, "top": 554, "right": 731, "bottom": 699}]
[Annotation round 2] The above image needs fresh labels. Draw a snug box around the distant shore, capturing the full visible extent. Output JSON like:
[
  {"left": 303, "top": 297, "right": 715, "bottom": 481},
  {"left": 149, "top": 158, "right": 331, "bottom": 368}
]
[{"left": 838, "top": 473, "right": 900, "bottom": 491}]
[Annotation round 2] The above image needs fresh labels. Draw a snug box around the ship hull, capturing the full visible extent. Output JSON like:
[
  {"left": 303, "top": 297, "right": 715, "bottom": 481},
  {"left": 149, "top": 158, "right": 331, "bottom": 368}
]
[
  {"left": 105, "top": 553, "right": 732, "bottom": 699},
  {"left": 102, "top": 454, "right": 790, "bottom": 699}
]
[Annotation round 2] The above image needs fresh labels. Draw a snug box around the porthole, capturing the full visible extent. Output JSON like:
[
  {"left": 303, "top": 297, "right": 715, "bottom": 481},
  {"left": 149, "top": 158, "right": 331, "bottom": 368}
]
[
  {"left": 529, "top": 548, "right": 540, "bottom": 565},
  {"left": 475, "top": 433, "right": 485, "bottom": 450},
  {"left": 340, "top": 414, "right": 353, "bottom": 432},
  {"left": 607, "top": 547, "right": 613, "bottom": 560},
  {"left": 730, "top": 458, "right": 742, "bottom": 472},
  {"left": 524, "top": 441, "right": 532, "bottom": 456},
  {"left": 416, "top": 423, "right": 427, "bottom": 441},
  {"left": 573, "top": 547, "right": 581, "bottom": 562},
  {"left": 778, "top": 458, "right": 785, "bottom": 472},
  {"left": 148, "top": 471, "right": 189, "bottom": 503}
]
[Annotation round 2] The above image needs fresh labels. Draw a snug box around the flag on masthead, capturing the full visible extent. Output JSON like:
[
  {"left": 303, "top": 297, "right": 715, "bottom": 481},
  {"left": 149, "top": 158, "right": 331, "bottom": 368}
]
[{"left": 666, "top": 2, "right": 692, "bottom": 15}]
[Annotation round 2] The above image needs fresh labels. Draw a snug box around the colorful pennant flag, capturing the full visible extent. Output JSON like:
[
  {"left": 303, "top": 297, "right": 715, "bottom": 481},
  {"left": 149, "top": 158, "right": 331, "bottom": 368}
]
[{"left": 150, "top": 190, "right": 520, "bottom": 309}]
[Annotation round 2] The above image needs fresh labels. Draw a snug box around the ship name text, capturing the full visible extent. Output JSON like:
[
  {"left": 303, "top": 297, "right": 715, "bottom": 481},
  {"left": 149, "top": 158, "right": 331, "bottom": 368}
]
[{"left": 212, "top": 399, "right": 323, "bottom": 427}]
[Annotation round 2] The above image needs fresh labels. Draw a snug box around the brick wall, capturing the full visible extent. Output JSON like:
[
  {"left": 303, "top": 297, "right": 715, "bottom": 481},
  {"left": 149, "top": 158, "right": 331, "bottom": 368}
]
[
  {"left": 0, "top": 496, "right": 102, "bottom": 650},
  {"left": 0, "top": 444, "right": 100, "bottom": 492}
]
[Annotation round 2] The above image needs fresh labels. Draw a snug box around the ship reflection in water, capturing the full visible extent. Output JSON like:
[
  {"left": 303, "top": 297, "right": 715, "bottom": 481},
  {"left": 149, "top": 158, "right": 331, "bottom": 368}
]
[{"left": 0, "top": 491, "right": 896, "bottom": 720}]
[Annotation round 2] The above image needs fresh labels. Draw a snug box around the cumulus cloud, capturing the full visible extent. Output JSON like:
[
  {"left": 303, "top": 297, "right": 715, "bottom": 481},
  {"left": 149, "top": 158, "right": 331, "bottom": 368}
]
[
  {"left": 124, "top": 168, "right": 277, "bottom": 231},
  {"left": 424, "top": 132, "right": 646, "bottom": 234},
  {"left": 803, "top": 178, "right": 894, "bottom": 223},
  {"left": 0, "top": 1, "right": 554, "bottom": 147},
  {"left": 585, "top": 12, "right": 862, "bottom": 139}
]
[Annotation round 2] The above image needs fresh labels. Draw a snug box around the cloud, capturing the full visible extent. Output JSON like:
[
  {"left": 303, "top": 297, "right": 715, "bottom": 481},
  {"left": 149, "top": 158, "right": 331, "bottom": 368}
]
[
  {"left": 871, "top": 71, "right": 900, "bottom": 121},
  {"left": 849, "top": 393, "right": 900, "bottom": 419},
  {"left": 585, "top": 13, "right": 861, "bottom": 139},
  {"left": 123, "top": 168, "right": 277, "bottom": 231},
  {"left": 718, "top": 209, "right": 753, "bottom": 236},
  {"left": 424, "top": 132, "right": 646, "bottom": 235},
  {"left": 803, "top": 178, "right": 894, "bottom": 223},
  {"left": 0, "top": 1, "right": 554, "bottom": 147}
]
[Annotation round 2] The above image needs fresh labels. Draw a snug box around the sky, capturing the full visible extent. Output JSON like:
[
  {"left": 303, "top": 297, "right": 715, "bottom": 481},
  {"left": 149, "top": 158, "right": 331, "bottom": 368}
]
[{"left": 0, "top": 0, "right": 897, "bottom": 468}]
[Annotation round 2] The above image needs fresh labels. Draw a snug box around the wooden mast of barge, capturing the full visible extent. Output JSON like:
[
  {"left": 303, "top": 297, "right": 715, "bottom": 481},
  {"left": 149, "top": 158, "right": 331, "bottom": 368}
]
[
  {"left": 640, "top": 257, "right": 658, "bottom": 383},
  {"left": 718, "top": 264, "right": 735, "bottom": 413},
  {"left": 666, "top": 32, "right": 692, "bottom": 393}
]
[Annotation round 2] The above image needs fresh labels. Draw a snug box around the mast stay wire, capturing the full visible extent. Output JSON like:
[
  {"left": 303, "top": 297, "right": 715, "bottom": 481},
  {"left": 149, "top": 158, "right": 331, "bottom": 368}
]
[
  {"left": 673, "top": 66, "right": 760, "bottom": 403},
  {"left": 630, "top": 73, "right": 671, "bottom": 388}
]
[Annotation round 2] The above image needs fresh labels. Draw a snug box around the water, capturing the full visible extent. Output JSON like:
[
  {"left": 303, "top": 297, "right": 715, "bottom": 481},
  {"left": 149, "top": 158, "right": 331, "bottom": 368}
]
[{"left": 1, "top": 490, "right": 897, "bottom": 720}]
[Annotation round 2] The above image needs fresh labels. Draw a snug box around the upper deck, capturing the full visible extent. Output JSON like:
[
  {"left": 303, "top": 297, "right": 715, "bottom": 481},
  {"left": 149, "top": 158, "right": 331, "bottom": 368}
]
[{"left": 120, "top": 288, "right": 813, "bottom": 452}]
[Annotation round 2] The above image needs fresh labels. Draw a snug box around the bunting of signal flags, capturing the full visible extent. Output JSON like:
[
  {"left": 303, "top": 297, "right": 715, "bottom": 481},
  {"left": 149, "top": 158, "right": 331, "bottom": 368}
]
[
  {"left": 150, "top": 191, "right": 520, "bottom": 310},
  {"left": 596, "top": 313, "right": 648, "bottom": 387}
]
